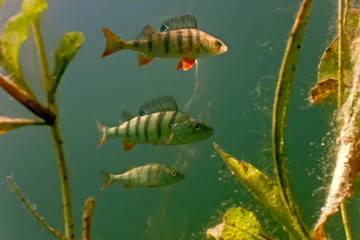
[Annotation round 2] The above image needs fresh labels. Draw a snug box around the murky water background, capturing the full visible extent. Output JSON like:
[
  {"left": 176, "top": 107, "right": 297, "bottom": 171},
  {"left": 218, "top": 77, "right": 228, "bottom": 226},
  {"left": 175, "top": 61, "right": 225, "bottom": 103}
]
[{"left": 1, "top": 0, "right": 360, "bottom": 239}]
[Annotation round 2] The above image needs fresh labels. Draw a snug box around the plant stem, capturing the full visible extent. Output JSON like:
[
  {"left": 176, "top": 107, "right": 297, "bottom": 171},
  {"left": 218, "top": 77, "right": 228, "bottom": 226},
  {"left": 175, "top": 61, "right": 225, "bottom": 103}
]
[
  {"left": 7, "top": 176, "right": 64, "bottom": 240},
  {"left": 0, "top": 73, "right": 56, "bottom": 124},
  {"left": 82, "top": 197, "right": 95, "bottom": 240},
  {"left": 341, "top": 201, "right": 353, "bottom": 240},
  {"left": 338, "top": 0, "right": 353, "bottom": 239},
  {"left": 51, "top": 123, "right": 75, "bottom": 240},
  {"left": 272, "top": 0, "right": 312, "bottom": 238},
  {"left": 31, "top": 17, "right": 75, "bottom": 240},
  {"left": 338, "top": 0, "right": 345, "bottom": 107},
  {"left": 31, "top": 20, "right": 50, "bottom": 94}
]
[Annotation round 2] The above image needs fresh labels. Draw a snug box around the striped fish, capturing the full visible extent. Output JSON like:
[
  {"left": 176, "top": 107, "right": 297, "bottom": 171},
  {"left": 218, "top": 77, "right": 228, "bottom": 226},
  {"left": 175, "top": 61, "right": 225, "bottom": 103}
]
[
  {"left": 96, "top": 95, "right": 213, "bottom": 152},
  {"left": 100, "top": 162, "right": 185, "bottom": 189},
  {"left": 101, "top": 14, "right": 227, "bottom": 71}
]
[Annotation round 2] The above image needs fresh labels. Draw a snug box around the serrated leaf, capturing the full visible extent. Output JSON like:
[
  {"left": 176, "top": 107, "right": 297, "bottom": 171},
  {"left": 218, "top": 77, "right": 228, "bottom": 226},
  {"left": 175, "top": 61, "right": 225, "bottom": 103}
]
[
  {"left": 1, "top": 0, "right": 48, "bottom": 95},
  {"left": 213, "top": 143, "right": 306, "bottom": 239},
  {"left": 48, "top": 32, "right": 84, "bottom": 104},
  {"left": 310, "top": 78, "right": 338, "bottom": 104},
  {"left": 221, "top": 208, "right": 272, "bottom": 240},
  {"left": 0, "top": 116, "right": 45, "bottom": 134}
]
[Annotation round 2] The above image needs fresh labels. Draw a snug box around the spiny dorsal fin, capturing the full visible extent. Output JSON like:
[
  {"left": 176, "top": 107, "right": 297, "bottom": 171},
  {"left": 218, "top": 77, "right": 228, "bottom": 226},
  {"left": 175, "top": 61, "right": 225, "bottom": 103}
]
[
  {"left": 135, "top": 24, "right": 158, "bottom": 40},
  {"left": 139, "top": 95, "right": 178, "bottom": 115},
  {"left": 160, "top": 14, "right": 198, "bottom": 32},
  {"left": 121, "top": 111, "right": 136, "bottom": 121}
]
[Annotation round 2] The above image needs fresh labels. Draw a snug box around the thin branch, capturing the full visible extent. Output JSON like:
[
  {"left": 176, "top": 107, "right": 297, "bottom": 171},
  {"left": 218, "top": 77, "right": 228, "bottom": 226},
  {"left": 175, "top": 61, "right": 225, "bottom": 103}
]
[
  {"left": 0, "top": 73, "right": 56, "bottom": 124},
  {"left": 339, "top": 0, "right": 353, "bottom": 239},
  {"left": 7, "top": 176, "right": 64, "bottom": 240},
  {"left": 82, "top": 197, "right": 95, "bottom": 240},
  {"left": 50, "top": 123, "right": 75, "bottom": 240},
  {"left": 31, "top": 19, "right": 50, "bottom": 98},
  {"left": 341, "top": 201, "right": 353, "bottom": 240},
  {"left": 338, "top": 0, "right": 345, "bottom": 107}
]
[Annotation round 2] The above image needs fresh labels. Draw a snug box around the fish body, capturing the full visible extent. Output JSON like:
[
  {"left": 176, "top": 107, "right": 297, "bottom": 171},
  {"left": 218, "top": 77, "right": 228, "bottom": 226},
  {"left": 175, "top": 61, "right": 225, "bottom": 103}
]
[
  {"left": 101, "top": 14, "right": 227, "bottom": 71},
  {"left": 97, "top": 95, "right": 213, "bottom": 152},
  {"left": 100, "top": 162, "right": 185, "bottom": 189}
]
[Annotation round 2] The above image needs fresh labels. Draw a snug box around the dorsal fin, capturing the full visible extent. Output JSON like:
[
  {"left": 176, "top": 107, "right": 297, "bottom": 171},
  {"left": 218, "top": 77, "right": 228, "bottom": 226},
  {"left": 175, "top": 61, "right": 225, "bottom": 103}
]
[
  {"left": 160, "top": 14, "right": 198, "bottom": 32},
  {"left": 139, "top": 95, "right": 178, "bottom": 115},
  {"left": 121, "top": 111, "right": 136, "bottom": 121},
  {"left": 135, "top": 24, "right": 158, "bottom": 40}
]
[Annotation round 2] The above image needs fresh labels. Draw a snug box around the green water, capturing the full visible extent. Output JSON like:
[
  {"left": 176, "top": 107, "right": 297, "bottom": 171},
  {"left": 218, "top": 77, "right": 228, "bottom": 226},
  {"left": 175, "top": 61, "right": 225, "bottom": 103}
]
[{"left": 1, "top": 0, "right": 359, "bottom": 239}]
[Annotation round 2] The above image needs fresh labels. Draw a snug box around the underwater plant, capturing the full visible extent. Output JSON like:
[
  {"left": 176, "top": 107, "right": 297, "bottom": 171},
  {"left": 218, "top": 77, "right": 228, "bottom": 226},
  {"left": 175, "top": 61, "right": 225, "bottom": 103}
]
[
  {"left": 208, "top": 0, "right": 360, "bottom": 239},
  {"left": 1, "top": 0, "right": 359, "bottom": 239},
  {"left": 0, "top": 0, "right": 86, "bottom": 239}
]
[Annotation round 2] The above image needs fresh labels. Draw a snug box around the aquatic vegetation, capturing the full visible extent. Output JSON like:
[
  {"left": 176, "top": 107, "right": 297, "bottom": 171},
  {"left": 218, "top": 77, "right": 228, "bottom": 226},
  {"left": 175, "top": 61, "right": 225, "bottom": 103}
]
[
  {"left": 0, "top": 0, "right": 84, "bottom": 239},
  {"left": 1, "top": 0, "right": 359, "bottom": 239},
  {"left": 209, "top": 0, "right": 360, "bottom": 239}
]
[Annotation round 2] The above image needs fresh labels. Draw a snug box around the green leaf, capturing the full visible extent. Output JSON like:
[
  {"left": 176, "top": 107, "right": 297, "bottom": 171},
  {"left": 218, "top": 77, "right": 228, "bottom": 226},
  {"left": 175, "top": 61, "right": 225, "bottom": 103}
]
[
  {"left": 213, "top": 143, "right": 307, "bottom": 239},
  {"left": 48, "top": 32, "right": 84, "bottom": 104},
  {"left": 221, "top": 208, "right": 272, "bottom": 240},
  {"left": 1, "top": 0, "right": 48, "bottom": 95},
  {"left": 311, "top": 9, "right": 359, "bottom": 104},
  {"left": 0, "top": 116, "right": 45, "bottom": 134}
]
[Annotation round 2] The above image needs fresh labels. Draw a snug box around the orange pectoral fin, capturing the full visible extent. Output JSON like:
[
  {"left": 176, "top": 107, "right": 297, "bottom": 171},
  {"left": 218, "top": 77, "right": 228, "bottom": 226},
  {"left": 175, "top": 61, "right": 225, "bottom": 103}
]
[
  {"left": 138, "top": 53, "right": 155, "bottom": 66},
  {"left": 123, "top": 140, "right": 137, "bottom": 152},
  {"left": 176, "top": 58, "right": 195, "bottom": 71}
]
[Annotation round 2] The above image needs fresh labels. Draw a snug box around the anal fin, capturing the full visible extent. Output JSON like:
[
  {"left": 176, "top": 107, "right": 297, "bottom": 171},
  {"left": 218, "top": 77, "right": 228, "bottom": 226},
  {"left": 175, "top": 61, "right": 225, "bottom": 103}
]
[
  {"left": 123, "top": 140, "right": 137, "bottom": 152},
  {"left": 124, "top": 184, "right": 133, "bottom": 189},
  {"left": 138, "top": 53, "right": 155, "bottom": 66},
  {"left": 176, "top": 58, "right": 195, "bottom": 71}
]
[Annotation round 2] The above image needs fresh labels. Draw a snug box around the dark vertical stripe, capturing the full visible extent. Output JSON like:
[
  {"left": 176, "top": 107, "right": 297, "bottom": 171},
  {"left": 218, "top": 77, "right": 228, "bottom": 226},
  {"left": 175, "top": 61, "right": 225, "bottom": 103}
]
[
  {"left": 157, "top": 112, "right": 166, "bottom": 139},
  {"left": 133, "top": 40, "right": 140, "bottom": 48},
  {"left": 164, "top": 31, "right": 170, "bottom": 55},
  {"left": 125, "top": 121, "right": 130, "bottom": 138},
  {"left": 187, "top": 29, "right": 193, "bottom": 52},
  {"left": 135, "top": 117, "right": 141, "bottom": 141},
  {"left": 144, "top": 114, "right": 152, "bottom": 142},
  {"left": 195, "top": 29, "right": 200, "bottom": 45},
  {"left": 116, "top": 126, "right": 121, "bottom": 136},
  {"left": 148, "top": 35, "right": 153, "bottom": 53},
  {"left": 177, "top": 30, "right": 183, "bottom": 54},
  {"left": 169, "top": 111, "right": 178, "bottom": 128}
]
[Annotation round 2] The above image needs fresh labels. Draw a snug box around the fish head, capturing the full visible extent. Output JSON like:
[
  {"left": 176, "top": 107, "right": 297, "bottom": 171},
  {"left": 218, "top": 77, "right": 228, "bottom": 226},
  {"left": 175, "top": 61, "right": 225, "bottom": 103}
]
[
  {"left": 200, "top": 34, "right": 227, "bottom": 56},
  {"left": 160, "top": 168, "right": 185, "bottom": 185},
  {"left": 209, "top": 38, "right": 227, "bottom": 56},
  {"left": 172, "top": 118, "right": 214, "bottom": 144}
]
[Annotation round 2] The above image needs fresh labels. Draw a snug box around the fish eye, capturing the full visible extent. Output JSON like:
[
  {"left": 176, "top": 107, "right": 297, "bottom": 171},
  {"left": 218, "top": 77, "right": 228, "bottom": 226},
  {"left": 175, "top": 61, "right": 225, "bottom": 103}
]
[
  {"left": 193, "top": 123, "right": 200, "bottom": 131},
  {"left": 171, "top": 171, "right": 176, "bottom": 177},
  {"left": 215, "top": 41, "right": 222, "bottom": 48}
]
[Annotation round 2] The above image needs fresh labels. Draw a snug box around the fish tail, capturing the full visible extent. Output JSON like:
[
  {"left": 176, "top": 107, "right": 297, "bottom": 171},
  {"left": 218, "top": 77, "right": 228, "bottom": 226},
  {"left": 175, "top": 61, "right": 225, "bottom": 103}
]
[
  {"left": 99, "top": 170, "right": 114, "bottom": 190},
  {"left": 96, "top": 120, "right": 108, "bottom": 148},
  {"left": 101, "top": 27, "right": 124, "bottom": 58}
]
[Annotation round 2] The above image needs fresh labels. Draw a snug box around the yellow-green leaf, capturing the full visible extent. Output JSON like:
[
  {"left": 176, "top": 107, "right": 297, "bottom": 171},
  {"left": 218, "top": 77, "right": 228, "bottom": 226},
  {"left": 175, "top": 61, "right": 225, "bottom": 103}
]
[
  {"left": 1, "top": 0, "right": 48, "bottom": 95},
  {"left": 213, "top": 143, "right": 306, "bottom": 239},
  {"left": 47, "top": 32, "right": 84, "bottom": 104},
  {"left": 0, "top": 116, "right": 45, "bottom": 134},
  {"left": 221, "top": 208, "right": 272, "bottom": 240}
]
